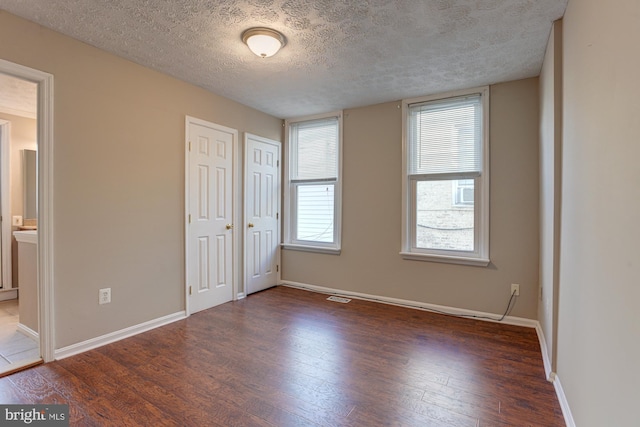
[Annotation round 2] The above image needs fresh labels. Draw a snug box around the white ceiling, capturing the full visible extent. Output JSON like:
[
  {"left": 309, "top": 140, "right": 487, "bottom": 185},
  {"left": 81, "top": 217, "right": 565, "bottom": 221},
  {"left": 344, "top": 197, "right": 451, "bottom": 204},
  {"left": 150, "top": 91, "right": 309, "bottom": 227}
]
[{"left": 1, "top": 0, "right": 567, "bottom": 119}]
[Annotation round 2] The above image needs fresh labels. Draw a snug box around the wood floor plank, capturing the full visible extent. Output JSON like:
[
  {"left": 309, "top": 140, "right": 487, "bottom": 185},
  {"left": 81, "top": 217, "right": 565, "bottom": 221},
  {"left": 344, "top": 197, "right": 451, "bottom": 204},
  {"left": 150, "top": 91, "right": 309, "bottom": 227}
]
[
  {"left": 0, "top": 376, "right": 30, "bottom": 403},
  {"left": 0, "top": 286, "right": 564, "bottom": 426}
]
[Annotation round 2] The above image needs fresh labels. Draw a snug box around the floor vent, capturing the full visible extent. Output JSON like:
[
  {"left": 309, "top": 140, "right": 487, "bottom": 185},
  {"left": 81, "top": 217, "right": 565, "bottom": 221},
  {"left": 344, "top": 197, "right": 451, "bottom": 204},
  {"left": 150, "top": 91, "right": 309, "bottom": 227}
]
[{"left": 327, "top": 296, "right": 351, "bottom": 304}]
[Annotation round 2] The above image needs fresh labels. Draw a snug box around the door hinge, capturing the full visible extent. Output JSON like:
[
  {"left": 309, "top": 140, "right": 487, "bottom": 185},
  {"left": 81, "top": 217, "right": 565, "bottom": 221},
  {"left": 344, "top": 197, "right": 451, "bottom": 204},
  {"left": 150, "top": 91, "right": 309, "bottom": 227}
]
[
  {"left": 188, "top": 141, "right": 192, "bottom": 151},
  {"left": 188, "top": 214, "right": 191, "bottom": 224},
  {"left": 277, "top": 160, "right": 280, "bottom": 167},
  {"left": 276, "top": 265, "right": 279, "bottom": 272},
  {"left": 189, "top": 285, "right": 192, "bottom": 296},
  {"left": 276, "top": 212, "right": 279, "bottom": 220}
]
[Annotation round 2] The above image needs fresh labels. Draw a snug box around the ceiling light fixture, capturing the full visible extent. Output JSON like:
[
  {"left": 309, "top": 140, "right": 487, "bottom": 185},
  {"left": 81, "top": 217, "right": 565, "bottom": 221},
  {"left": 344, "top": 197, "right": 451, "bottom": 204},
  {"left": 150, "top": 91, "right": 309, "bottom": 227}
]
[{"left": 242, "top": 27, "right": 286, "bottom": 58}]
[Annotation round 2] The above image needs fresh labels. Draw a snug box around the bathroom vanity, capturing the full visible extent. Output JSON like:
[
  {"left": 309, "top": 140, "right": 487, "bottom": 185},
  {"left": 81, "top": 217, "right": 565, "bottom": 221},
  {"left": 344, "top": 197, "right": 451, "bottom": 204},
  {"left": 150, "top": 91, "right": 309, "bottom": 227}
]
[{"left": 13, "top": 230, "right": 38, "bottom": 338}]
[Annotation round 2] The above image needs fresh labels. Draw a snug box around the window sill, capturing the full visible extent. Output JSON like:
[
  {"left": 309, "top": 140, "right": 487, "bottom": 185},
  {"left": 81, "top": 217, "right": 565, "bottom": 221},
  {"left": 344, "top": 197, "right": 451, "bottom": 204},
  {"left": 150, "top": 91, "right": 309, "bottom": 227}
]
[
  {"left": 282, "top": 243, "right": 341, "bottom": 255},
  {"left": 399, "top": 251, "right": 490, "bottom": 267}
]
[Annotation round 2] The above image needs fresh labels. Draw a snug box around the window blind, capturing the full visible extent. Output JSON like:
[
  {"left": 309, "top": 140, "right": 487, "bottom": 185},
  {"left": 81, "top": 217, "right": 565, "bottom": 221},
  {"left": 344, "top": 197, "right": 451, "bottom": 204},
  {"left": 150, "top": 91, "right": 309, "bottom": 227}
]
[
  {"left": 408, "top": 94, "right": 482, "bottom": 176},
  {"left": 290, "top": 117, "right": 338, "bottom": 181}
]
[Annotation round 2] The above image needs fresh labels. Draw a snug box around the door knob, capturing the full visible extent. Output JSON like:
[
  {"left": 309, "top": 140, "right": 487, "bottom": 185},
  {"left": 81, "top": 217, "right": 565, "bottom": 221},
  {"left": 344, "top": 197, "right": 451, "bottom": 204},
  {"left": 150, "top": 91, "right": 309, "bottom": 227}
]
[
  {"left": 225, "top": 224, "right": 233, "bottom": 230},
  {"left": 248, "top": 223, "right": 254, "bottom": 228}
]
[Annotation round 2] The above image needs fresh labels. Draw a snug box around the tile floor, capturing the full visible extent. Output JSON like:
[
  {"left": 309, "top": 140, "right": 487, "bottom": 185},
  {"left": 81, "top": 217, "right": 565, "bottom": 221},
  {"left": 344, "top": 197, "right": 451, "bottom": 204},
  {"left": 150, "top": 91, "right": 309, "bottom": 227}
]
[{"left": 0, "top": 299, "right": 39, "bottom": 370}]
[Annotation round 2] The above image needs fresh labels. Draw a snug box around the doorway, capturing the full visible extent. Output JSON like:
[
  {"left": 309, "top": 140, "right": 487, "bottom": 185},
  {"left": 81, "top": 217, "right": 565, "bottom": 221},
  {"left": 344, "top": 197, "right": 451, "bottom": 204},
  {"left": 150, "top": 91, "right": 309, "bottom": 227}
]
[
  {"left": 0, "top": 59, "right": 54, "bottom": 370},
  {"left": 0, "top": 74, "right": 39, "bottom": 373}
]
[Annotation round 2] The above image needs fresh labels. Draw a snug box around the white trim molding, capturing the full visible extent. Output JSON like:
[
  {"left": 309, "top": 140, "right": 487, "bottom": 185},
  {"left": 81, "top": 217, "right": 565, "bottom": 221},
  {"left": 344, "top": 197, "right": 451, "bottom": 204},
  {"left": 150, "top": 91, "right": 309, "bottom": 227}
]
[
  {"left": 399, "top": 251, "right": 489, "bottom": 267},
  {"left": 281, "top": 243, "right": 341, "bottom": 255},
  {"left": 0, "top": 119, "right": 12, "bottom": 290},
  {"left": 534, "top": 321, "right": 576, "bottom": 427},
  {"left": 0, "top": 289, "right": 18, "bottom": 301},
  {"left": 17, "top": 323, "right": 39, "bottom": 341},
  {"left": 279, "top": 280, "right": 538, "bottom": 328},
  {"left": 38, "top": 66, "right": 55, "bottom": 363},
  {"left": 535, "top": 322, "right": 554, "bottom": 381},
  {"left": 553, "top": 374, "right": 576, "bottom": 427},
  {"left": 55, "top": 311, "right": 186, "bottom": 360}
]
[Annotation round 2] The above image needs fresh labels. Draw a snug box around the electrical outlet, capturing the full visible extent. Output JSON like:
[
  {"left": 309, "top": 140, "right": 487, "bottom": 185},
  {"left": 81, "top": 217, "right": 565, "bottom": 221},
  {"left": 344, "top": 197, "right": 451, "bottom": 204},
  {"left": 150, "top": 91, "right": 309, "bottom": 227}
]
[
  {"left": 12, "top": 216, "right": 23, "bottom": 226},
  {"left": 99, "top": 288, "right": 111, "bottom": 305},
  {"left": 511, "top": 284, "right": 520, "bottom": 296}
]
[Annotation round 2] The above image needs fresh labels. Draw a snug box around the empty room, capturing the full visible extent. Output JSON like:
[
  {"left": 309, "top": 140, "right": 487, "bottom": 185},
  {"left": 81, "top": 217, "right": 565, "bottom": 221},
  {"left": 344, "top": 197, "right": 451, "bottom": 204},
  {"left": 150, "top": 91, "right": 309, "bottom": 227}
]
[{"left": 0, "top": 0, "right": 638, "bottom": 426}]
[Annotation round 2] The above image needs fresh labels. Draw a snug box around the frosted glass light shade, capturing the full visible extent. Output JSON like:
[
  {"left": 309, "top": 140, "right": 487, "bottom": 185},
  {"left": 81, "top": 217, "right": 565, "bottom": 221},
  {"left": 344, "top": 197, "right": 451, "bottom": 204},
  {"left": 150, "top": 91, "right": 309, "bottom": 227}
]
[
  {"left": 246, "top": 35, "right": 281, "bottom": 57},
  {"left": 242, "top": 28, "right": 286, "bottom": 58}
]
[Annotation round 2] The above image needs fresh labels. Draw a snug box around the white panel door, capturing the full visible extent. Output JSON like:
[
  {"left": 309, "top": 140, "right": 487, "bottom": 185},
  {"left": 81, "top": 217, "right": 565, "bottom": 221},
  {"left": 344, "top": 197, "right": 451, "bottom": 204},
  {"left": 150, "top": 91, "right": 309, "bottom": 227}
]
[
  {"left": 187, "top": 118, "right": 236, "bottom": 313},
  {"left": 245, "top": 134, "right": 280, "bottom": 295}
]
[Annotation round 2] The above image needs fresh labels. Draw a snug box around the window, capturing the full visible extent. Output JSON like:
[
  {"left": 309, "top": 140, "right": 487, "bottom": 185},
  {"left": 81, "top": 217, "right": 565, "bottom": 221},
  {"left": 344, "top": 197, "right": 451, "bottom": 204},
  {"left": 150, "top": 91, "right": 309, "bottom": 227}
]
[
  {"left": 284, "top": 112, "right": 342, "bottom": 254},
  {"left": 453, "top": 179, "right": 474, "bottom": 206},
  {"left": 401, "top": 88, "right": 489, "bottom": 266}
]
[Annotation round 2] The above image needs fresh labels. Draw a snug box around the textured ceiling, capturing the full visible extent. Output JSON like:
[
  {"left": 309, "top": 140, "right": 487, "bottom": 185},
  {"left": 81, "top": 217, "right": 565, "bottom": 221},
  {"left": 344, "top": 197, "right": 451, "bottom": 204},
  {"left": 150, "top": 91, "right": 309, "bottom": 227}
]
[
  {"left": 0, "top": 73, "right": 37, "bottom": 118},
  {"left": 0, "top": 0, "right": 567, "bottom": 119}
]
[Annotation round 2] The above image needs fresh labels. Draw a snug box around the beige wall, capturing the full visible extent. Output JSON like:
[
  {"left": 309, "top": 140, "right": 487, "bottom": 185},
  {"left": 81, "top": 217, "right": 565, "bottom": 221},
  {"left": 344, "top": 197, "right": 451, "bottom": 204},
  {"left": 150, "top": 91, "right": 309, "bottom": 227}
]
[
  {"left": 0, "top": 112, "right": 37, "bottom": 285},
  {"left": 538, "top": 20, "right": 562, "bottom": 374},
  {"left": 283, "top": 78, "right": 540, "bottom": 319},
  {"left": 0, "top": 113, "right": 37, "bottom": 221},
  {"left": 0, "top": 11, "right": 282, "bottom": 348},
  {"left": 557, "top": 0, "right": 640, "bottom": 425}
]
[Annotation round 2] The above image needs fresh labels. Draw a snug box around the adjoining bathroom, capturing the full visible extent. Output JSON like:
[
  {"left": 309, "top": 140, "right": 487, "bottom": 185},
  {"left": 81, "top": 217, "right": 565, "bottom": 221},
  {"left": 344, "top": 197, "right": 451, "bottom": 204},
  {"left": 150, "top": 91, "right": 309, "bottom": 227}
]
[{"left": 0, "top": 73, "right": 40, "bottom": 374}]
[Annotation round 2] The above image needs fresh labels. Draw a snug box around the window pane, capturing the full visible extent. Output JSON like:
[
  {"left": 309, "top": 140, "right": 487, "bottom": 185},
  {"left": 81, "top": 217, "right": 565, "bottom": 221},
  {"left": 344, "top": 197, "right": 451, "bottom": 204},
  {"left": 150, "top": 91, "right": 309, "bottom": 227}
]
[
  {"left": 453, "top": 179, "right": 474, "bottom": 206},
  {"left": 297, "top": 184, "right": 335, "bottom": 243},
  {"left": 291, "top": 118, "right": 338, "bottom": 180},
  {"left": 408, "top": 94, "right": 482, "bottom": 175},
  {"left": 416, "top": 180, "right": 474, "bottom": 251}
]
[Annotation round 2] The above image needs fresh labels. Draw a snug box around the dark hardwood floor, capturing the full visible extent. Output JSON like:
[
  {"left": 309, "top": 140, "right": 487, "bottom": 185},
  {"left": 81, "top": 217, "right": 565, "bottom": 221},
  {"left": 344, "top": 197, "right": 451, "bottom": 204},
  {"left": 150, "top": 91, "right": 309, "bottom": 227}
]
[{"left": 0, "top": 286, "right": 564, "bottom": 426}]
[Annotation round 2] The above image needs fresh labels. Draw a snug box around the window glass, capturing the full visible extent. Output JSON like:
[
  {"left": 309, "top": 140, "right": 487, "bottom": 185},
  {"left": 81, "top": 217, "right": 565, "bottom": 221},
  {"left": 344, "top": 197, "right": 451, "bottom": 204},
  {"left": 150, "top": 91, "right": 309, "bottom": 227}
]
[
  {"left": 285, "top": 113, "right": 342, "bottom": 253},
  {"left": 402, "top": 88, "right": 489, "bottom": 265}
]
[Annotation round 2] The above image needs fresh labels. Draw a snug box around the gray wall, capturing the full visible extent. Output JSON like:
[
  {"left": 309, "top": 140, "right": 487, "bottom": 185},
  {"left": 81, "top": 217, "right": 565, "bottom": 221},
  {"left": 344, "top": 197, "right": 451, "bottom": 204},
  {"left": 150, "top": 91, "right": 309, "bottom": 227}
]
[
  {"left": 557, "top": 0, "right": 640, "bottom": 424},
  {"left": 283, "top": 78, "right": 541, "bottom": 319}
]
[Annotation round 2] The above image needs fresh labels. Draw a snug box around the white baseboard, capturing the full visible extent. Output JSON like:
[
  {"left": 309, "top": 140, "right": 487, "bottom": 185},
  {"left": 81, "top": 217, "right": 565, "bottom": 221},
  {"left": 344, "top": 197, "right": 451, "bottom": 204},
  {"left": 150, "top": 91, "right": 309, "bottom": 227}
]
[
  {"left": 535, "top": 322, "right": 554, "bottom": 380},
  {"left": 279, "top": 281, "right": 538, "bottom": 328},
  {"left": 54, "top": 311, "right": 186, "bottom": 360},
  {"left": 17, "top": 323, "right": 39, "bottom": 341},
  {"left": 553, "top": 374, "right": 576, "bottom": 427},
  {"left": 534, "top": 321, "right": 577, "bottom": 427},
  {"left": 0, "top": 288, "right": 18, "bottom": 301}
]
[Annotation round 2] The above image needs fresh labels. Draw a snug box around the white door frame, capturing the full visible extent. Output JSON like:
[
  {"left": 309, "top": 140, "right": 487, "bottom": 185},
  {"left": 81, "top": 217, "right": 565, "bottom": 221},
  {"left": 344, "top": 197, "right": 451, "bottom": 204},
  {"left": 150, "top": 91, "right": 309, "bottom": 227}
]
[
  {"left": 0, "top": 119, "right": 12, "bottom": 290},
  {"left": 0, "top": 59, "right": 55, "bottom": 362},
  {"left": 184, "top": 116, "right": 240, "bottom": 315},
  {"left": 243, "top": 133, "right": 281, "bottom": 296}
]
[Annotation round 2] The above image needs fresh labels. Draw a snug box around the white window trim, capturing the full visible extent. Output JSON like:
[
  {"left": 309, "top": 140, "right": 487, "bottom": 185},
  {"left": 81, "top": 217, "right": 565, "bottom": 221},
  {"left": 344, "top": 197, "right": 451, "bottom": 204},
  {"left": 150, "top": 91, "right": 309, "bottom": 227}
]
[
  {"left": 283, "top": 111, "right": 343, "bottom": 255},
  {"left": 400, "top": 87, "right": 490, "bottom": 266}
]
